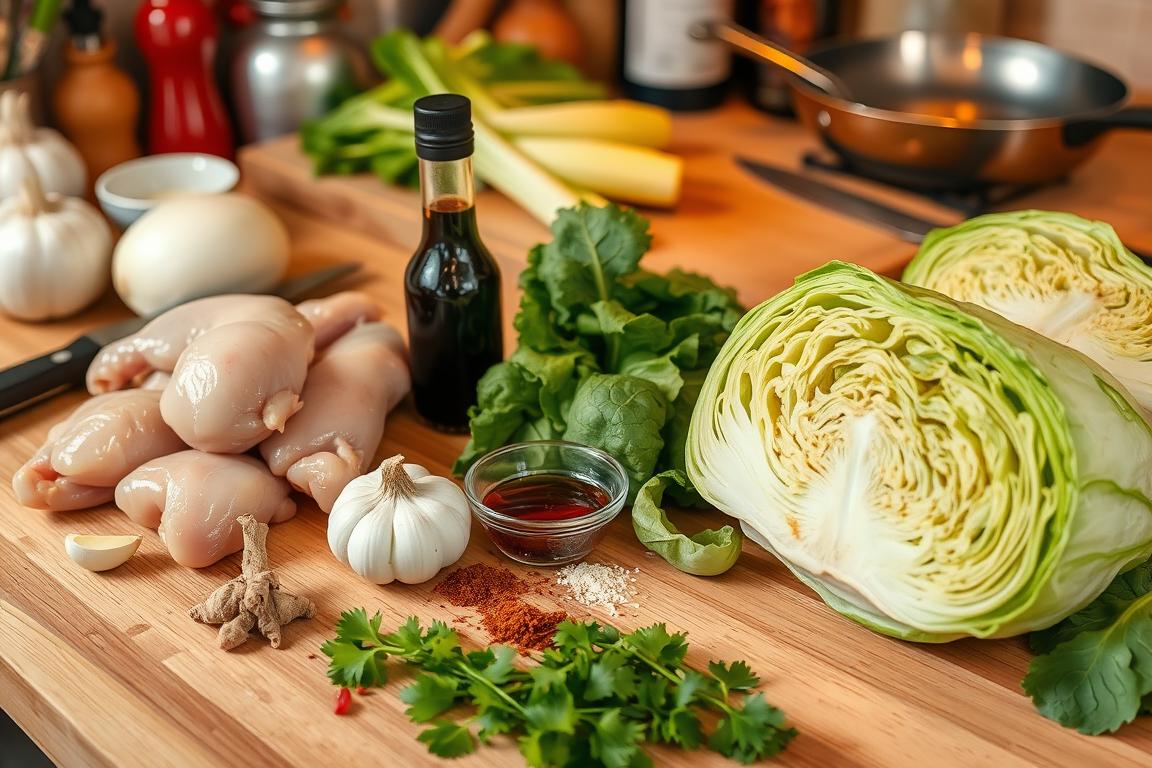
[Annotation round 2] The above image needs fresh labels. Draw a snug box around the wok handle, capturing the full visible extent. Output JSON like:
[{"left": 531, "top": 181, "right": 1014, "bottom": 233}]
[{"left": 1064, "top": 107, "right": 1152, "bottom": 146}]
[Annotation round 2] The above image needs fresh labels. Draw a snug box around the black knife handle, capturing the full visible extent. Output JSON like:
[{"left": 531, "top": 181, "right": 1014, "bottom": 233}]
[{"left": 0, "top": 336, "right": 102, "bottom": 419}]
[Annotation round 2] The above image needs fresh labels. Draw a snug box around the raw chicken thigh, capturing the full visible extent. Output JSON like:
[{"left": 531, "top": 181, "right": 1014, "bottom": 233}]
[
  {"left": 12, "top": 389, "right": 186, "bottom": 511},
  {"left": 86, "top": 294, "right": 315, "bottom": 453},
  {"left": 295, "top": 291, "right": 381, "bottom": 349},
  {"left": 116, "top": 451, "right": 296, "bottom": 568},
  {"left": 260, "top": 322, "right": 410, "bottom": 512}
]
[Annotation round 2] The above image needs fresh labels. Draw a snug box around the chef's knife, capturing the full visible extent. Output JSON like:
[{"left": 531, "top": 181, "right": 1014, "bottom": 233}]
[
  {"left": 735, "top": 156, "right": 1152, "bottom": 263},
  {"left": 0, "top": 263, "right": 360, "bottom": 420},
  {"left": 735, "top": 156, "right": 947, "bottom": 243}
]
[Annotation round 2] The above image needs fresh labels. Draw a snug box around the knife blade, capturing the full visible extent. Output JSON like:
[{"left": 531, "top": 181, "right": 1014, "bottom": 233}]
[
  {"left": 0, "top": 263, "right": 360, "bottom": 420},
  {"left": 736, "top": 156, "right": 948, "bottom": 243},
  {"left": 736, "top": 156, "right": 1152, "bottom": 263}
]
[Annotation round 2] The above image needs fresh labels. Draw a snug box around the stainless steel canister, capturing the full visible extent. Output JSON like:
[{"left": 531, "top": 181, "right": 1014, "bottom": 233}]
[{"left": 230, "top": 0, "right": 374, "bottom": 143}]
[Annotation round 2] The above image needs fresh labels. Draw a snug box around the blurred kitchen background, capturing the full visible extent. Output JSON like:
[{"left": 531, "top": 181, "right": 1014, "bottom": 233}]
[{"left": 15, "top": 0, "right": 1152, "bottom": 144}]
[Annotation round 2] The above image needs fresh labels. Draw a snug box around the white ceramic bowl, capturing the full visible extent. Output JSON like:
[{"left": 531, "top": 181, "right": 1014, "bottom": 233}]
[{"left": 95, "top": 154, "right": 240, "bottom": 229}]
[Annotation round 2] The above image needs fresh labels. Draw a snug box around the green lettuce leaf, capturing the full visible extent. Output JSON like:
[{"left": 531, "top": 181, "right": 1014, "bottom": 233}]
[{"left": 632, "top": 471, "right": 742, "bottom": 576}]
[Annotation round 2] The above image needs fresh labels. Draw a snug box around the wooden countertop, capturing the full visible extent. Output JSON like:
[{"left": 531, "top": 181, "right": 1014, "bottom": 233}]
[{"left": 3, "top": 104, "right": 1152, "bottom": 768}]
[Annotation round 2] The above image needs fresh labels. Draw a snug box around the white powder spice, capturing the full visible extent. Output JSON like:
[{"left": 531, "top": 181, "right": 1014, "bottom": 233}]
[{"left": 555, "top": 562, "right": 640, "bottom": 617}]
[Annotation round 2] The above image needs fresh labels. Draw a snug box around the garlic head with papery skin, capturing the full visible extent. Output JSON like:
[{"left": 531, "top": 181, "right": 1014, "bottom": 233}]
[
  {"left": 0, "top": 91, "right": 85, "bottom": 198},
  {"left": 0, "top": 168, "right": 112, "bottom": 321},
  {"left": 327, "top": 455, "right": 470, "bottom": 585}
]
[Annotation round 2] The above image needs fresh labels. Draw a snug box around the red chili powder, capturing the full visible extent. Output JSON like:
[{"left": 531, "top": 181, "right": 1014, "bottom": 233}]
[
  {"left": 434, "top": 563, "right": 568, "bottom": 652},
  {"left": 434, "top": 563, "right": 527, "bottom": 608}
]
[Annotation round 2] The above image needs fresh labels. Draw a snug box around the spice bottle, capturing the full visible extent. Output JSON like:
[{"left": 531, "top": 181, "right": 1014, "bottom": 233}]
[
  {"left": 134, "top": 0, "right": 234, "bottom": 157},
  {"left": 404, "top": 94, "right": 503, "bottom": 432},
  {"left": 53, "top": 0, "right": 141, "bottom": 183}
]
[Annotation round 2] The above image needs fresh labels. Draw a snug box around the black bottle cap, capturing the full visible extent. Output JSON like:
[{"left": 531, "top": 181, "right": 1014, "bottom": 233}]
[
  {"left": 64, "top": 0, "right": 103, "bottom": 37},
  {"left": 413, "top": 94, "right": 474, "bottom": 162}
]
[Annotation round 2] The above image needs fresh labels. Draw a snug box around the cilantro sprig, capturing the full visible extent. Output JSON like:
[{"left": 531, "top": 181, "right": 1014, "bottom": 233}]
[{"left": 321, "top": 610, "right": 796, "bottom": 766}]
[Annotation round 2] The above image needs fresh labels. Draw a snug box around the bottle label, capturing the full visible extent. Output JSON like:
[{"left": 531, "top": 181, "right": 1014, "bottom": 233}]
[{"left": 625, "top": 0, "right": 733, "bottom": 88}]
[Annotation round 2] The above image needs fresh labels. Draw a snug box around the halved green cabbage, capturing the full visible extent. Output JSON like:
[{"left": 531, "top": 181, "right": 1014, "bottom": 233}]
[
  {"left": 686, "top": 262, "right": 1152, "bottom": 641},
  {"left": 904, "top": 210, "right": 1152, "bottom": 411}
]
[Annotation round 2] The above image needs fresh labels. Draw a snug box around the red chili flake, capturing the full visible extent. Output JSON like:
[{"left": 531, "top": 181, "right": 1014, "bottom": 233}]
[
  {"left": 334, "top": 687, "right": 352, "bottom": 715},
  {"left": 307, "top": 653, "right": 317, "bottom": 660},
  {"left": 356, "top": 686, "right": 368, "bottom": 695}
]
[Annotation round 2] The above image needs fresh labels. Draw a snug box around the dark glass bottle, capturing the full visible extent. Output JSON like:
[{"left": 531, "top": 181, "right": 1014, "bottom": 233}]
[
  {"left": 404, "top": 94, "right": 503, "bottom": 433},
  {"left": 618, "top": 0, "right": 733, "bottom": 111}
]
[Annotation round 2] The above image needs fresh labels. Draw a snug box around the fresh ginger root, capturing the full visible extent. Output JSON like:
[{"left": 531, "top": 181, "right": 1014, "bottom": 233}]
[{"left": 189, "top": 514, "right": 315, "bottom": 650}]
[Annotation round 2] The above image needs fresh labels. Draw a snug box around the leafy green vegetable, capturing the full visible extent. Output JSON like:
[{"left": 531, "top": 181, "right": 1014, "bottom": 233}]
[
  {"left": 1024, "top": 561, "right": 1152, "bottom": 734},
  {"left": 633, "top": 471, "right": 742, "bottom": 576},
  {"left": 685, "top": 261, "right": 1152, "bottom": 641},
  {"left": 562, "top": 374, "right": 668, "bottom": 497},
  {"left": 321, "top": 610, "right": 796, "bottom": 766},
  {"left": 451, "top": 203, "right": 744, "bottom": 573}
]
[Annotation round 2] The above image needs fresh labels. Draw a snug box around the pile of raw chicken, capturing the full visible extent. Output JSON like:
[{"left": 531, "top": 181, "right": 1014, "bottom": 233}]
[{"left": 11, "top": 292, "right": 410, "bottom": 567}]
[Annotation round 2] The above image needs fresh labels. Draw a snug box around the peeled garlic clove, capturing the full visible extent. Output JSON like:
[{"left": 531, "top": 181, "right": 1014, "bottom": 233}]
[{"left": 64, "top": 534, "right": 142, "bottom": 572}]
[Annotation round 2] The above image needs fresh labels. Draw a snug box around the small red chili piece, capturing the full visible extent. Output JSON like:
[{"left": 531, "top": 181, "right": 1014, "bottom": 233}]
[
  {"left": 356, "top": 686, "right": 367, "bottom": 695},
  {"left": 334, "top": 687, "right": 352, "bottom": 715}
]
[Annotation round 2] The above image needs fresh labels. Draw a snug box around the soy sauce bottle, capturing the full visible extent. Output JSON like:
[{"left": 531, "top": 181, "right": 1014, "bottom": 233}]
[{"left": 404, "top": 94, "right": 503, "bottom": 432}]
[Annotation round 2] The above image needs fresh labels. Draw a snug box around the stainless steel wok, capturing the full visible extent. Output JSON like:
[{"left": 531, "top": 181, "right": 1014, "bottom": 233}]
[{"left": 713, "top": 24, "right": 1152, "bottom": 190}]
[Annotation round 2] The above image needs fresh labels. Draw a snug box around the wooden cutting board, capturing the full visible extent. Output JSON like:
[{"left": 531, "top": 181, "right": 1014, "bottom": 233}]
[{"left": 3, "top": 105, "right": 1152, "bottom": 768}]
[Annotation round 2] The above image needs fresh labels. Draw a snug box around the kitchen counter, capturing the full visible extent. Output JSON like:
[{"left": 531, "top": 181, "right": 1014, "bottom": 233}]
[{"left": 3, "top": 103, "right": 1152, "bottom": 768}]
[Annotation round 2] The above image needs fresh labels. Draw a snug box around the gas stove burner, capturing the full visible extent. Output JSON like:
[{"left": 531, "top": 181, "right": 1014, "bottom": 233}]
[{"left": 801, "top": 151, "right": 1066, "bottom": 217}]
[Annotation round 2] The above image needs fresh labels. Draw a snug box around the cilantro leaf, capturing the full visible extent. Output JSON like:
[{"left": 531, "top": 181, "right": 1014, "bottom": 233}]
[
  {"left": 319, "top": 613, "right": 794, "bottom": 764},
  {"left": 587, "top": 651, "right": 638, "bottom": 702},
  {"left": 474, "top": 707, "right": 517, "bottom": 742},
  {"left": 708, "top": 660, "right": 761, "bottom": 691},
  {"left": 525, "top": 686, "right": 576, "bottom": 732},
  {"left": 623, "top": 624, "right": 688, "bottom": 668},
  {"left": 380, "top": 615, "right": 422, "bottom": 654},
  {"left": 400, "top": 673, "right": 460, "bottom": 723},
  {"left": 710, "top": 693, "right": 796, "bottom": 763},
  {"left": 321, "top": 640, "right": 387, "bottom": 687},
  {"left": 333, "top": 608, "right": 383, "bottom": 647},
  {"left": 591, "top": 710, "right": 650, "bottom": 768},
  {"left": 417, "top": 721, "right": 475, "bottom": 758},
  {"left": 477, "top": 644, "right": 518, "bottom": 685},
  {"left": 519, "top": 730, "right": 574, "bottom": 768}
]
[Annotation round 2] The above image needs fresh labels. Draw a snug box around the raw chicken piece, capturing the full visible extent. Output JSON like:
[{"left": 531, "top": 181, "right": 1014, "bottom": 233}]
[
  {"left": 260, "top": 322, "right": 410, "bottom": 512},
  {"left": 12, "top": 390, "right": 186, "bottom": 511},
  {"left": 115, "top": 451, "right": 296, "bottom": 568},
  {"left": 87, "top": 295, "right": 305, "bottom": 393},
  {"left": 295, "top": 291, "right": 381, "bottom": 349},
  {"left": 85, "top": 294, "right": 315, "bottom": 453}
]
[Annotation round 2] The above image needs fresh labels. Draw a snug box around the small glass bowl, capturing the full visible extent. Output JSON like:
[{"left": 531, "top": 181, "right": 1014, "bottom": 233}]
[{"left": 463, "top": 441, "right": 628, "bottom": 566}]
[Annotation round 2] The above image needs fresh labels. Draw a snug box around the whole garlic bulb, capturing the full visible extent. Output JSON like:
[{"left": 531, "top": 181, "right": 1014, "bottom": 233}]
[
  {"left": 0, "top": 91, "right": 86, "bottom": 199},
  {"left": 328, "top": 455, "right": 470, "bottom": 585},
  {"left": 0, "top": 170, "right": 112, "bottom": 321}
]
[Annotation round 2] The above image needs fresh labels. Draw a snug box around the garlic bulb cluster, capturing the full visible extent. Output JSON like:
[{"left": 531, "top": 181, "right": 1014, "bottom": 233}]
[
  {"left": 0, "top": 169, "right": 111, "bottom": 321},
  {"left": 328, "top": 455, "right": 470, "bottom": 585},
  {"left": 0, "top": 91, "right": 85, "bottom": 199}
]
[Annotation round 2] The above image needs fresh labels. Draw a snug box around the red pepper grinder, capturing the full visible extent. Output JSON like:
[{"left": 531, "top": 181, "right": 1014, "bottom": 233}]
[{"left": 135, "top": 0, "right": 234, "bottom": 157}]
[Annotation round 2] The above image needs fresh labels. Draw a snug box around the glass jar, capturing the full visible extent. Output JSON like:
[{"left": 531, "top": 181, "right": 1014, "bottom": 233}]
[{"left": 229, "top": 0, "right": 373, "bottom": 143}]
